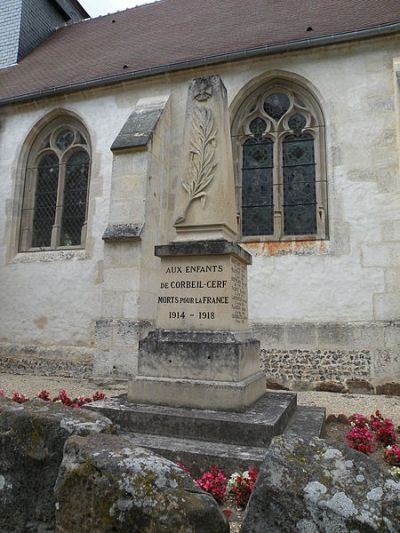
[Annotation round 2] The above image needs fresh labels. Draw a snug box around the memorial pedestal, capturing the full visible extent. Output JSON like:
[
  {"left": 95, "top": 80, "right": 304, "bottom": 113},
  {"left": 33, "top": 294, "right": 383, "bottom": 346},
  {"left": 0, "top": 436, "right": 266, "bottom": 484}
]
[{"left": 128, "top": 240, "right": 266, "bottom": 411}]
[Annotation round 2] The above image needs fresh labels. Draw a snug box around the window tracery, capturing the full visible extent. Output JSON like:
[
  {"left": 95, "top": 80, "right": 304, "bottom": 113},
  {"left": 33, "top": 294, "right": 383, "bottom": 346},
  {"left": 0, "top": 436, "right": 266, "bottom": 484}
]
[
  {"left": 232, "top": 82, "right": 327, "bottom": 241},
  {"left": 20, "top": 119, "right": 90, "bottom": 251}
]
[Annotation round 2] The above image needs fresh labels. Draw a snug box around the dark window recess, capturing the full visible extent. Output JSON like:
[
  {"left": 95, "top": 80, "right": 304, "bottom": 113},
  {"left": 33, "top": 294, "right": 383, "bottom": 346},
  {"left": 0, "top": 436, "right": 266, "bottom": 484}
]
[
  {"left": 282, "top": 134, "right": 317, "bottom": 235},
  {"left": 32, "top": 153, "right": 59, "bottom": 247},
  {"left": 288, "top": 113, "right": 307, "bottom": 134},
  {"left": 249, "top": 117, "right": 267, "bottom": 137},
  {"left": 264, "top": 93, "right": 290, "bottom": 120},
  {"left": 242, "top": 138, "right": 274, "bottom": 236},
  {"left": 61, "top": 151, "right": 89, "bottom": 246},
  {"left": 55, "top": 129, "right": 74, "bottom": 151}
]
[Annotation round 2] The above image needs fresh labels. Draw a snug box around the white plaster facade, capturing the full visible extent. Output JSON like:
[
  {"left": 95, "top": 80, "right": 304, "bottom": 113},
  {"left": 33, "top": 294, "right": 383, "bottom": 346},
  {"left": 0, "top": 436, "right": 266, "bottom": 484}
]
[{"left": 1, "top": 33, "right": 400, "bottom": 389}]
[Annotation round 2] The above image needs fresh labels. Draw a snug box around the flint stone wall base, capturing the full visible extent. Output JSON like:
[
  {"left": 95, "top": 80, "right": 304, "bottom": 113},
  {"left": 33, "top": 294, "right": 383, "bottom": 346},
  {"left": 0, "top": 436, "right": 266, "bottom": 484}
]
[{"left": 256, "top": 320, "right": 400, "bottom": 394}]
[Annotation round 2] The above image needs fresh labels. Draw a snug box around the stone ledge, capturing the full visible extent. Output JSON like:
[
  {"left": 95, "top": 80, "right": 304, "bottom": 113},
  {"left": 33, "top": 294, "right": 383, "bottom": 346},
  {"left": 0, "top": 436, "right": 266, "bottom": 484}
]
[
  {"left": 128, "top": 371, "right": 266, "bottom": 411},
  {"left": 111, "top": 105, "right": 164, "bottom": 152},
  {"left": 102, "top": 223, "right": 143, "bottom": 242},
  {"left": 155, "top": 239, "right": 252, "bottom": 264}
]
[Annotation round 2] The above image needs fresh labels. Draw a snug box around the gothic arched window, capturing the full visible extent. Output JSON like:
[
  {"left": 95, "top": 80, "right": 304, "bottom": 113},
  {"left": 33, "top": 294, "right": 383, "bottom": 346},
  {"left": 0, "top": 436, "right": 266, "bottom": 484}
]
[
  {"left": 232, "top": 82, "right": 327, "bottom": 241},
  {"left": 19, "top": 118, "right": 91, "bottom": 251}
]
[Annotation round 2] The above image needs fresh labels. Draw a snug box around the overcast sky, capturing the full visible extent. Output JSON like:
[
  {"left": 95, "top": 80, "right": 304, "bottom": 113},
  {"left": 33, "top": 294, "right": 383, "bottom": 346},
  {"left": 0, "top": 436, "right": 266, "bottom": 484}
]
[{"left": 80, "top": 0, "right": 157, "bottom": 17}]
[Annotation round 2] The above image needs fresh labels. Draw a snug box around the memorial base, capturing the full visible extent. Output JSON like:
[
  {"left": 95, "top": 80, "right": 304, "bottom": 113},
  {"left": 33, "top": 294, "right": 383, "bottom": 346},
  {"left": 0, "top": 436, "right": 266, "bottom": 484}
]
[
  {"left": 128, "top": 329, "right": 266, "bottom": 411},
  {"left": 128, "top": 239, "right": 265, "bottom": 410},
  {"left": 128, "top": 372, "right": 266, "bottom": 411}
]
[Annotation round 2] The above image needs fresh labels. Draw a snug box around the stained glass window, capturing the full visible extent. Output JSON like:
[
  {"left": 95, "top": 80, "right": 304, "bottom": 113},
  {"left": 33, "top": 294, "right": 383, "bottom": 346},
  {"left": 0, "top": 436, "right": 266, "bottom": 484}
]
[
  {"left": 235, "top": 84, "right": 327, "bottom": 240},
  {"left": 20, "top": 121, "right": 90, "bottom": 251},
  {"left": 242, "top": 139, "right": 274, "bottom": 236},
  {"left": 32, "top": 154, "right": 59, "bottom": 247},
  {"left": 61, "top": 151, "right": 90, "bottom": 246},
  {"left": 283, "top": 134, "right": 316, "bottom": 235}
]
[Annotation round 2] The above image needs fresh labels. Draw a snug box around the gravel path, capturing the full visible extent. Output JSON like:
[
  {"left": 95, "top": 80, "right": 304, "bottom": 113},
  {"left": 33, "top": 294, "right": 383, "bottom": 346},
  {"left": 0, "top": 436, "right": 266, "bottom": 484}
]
[{"left": 0, "top": 372, "right": 399, "bottom": 423}]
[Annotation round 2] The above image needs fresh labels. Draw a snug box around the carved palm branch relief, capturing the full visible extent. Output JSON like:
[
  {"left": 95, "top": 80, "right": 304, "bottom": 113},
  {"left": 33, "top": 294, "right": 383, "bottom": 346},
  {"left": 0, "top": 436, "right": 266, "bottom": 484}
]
[{"left": 175, "top": 107, "right": 218, "bottom": 225}]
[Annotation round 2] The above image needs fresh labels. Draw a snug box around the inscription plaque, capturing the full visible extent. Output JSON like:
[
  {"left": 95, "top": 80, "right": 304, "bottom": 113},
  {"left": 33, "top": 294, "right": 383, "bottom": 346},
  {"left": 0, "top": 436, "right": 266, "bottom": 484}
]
[{"left": 156, "top": 255, "right": 248, "bottom": 331}]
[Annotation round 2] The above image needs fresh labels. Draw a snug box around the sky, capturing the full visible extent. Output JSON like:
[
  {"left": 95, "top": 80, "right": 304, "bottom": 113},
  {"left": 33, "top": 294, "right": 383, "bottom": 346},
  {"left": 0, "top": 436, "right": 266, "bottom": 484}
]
[{"left": 80, "top": 0, "right": 157, "bottom": 17}]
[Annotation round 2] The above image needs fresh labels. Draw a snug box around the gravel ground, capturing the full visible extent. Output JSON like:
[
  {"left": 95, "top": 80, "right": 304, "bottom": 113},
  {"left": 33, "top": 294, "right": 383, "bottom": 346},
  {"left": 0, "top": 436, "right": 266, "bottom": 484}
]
[{"left": 0, "top": 372, "right": 399, "bottom": 423}]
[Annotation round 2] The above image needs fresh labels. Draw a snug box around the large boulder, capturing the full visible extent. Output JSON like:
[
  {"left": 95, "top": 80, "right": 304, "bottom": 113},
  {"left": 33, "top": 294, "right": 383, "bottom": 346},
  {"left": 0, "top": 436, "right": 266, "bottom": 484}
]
[
  {"left": 55, "top": 433, "right": 229, "bottom": 533},
  {"left": 0, "top": 397, "right": 114, "bottom": 532},
  {"left": 242, "top": 436, "right": 400, "bottom": 532}
]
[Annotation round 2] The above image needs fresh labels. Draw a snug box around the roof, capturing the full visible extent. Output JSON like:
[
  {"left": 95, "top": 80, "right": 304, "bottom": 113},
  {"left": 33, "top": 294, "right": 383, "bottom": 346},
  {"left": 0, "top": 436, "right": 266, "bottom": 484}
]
[
  {"left": 53, "top": 0, "right": 90, "bottom": 20},
  {"left": 1, "top": 0, "right": 400, "bottom": 106}
]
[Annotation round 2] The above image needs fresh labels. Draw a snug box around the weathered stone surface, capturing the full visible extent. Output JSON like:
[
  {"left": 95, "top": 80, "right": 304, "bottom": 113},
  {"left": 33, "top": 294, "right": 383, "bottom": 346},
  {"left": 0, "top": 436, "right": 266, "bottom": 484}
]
[
  {"left": 376, "top": 382, "right": 400, "bottom": 396},
  {"left": 55, "top": 433, "right": 229, "bottom": 533},
  {"left": 242, "top": 436, "right": 400, "bottom": 533},
  {"left": 173, "top": 76, "right": 238, "bottom": 241},
  {"left": 155, "top": 239, "right": 252, "bottom": 264},
  {"left": 102, "top": 223, "right": 144, "bottom": 242},
  {"left": 138, "top": 329, "right": 260, "bottom": 381},
  {"left": 0, "top": 397, "right": 114, "bottom": 532},
  {"left": 346, "top": 379, "right": 375, "bottom": 394},
  {"left": 314, "top": 381, "right": 347, "bottom": 393},
  {"left": 111, "top": 104, "right": 165, "bottom": 151}
]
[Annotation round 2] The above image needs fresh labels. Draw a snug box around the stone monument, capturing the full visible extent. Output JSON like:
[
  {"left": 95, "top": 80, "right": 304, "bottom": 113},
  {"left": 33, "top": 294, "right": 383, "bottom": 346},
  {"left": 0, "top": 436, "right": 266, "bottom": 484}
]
[{"left": 128, "top": 75, "right": 266, "bottom": 411}]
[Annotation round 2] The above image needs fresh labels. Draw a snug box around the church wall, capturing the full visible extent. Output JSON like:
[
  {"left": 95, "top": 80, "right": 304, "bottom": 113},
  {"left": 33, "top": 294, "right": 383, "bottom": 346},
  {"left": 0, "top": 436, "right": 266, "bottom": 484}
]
[{"left": 0, "top": 34, "right": 399, "bottom": 389}]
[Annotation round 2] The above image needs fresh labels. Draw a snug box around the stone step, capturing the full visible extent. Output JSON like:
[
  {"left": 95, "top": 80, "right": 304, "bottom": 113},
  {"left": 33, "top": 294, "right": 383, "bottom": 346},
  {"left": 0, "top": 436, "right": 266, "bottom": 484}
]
[
  {"left": 85, "top": 391, "right": 297, "bottom": 447},
  {"left": 122, "top": 431, "right": 267, "bottom": 476},
  {"left": 284, "top": 406, "right": 326, "bottom": 439}
]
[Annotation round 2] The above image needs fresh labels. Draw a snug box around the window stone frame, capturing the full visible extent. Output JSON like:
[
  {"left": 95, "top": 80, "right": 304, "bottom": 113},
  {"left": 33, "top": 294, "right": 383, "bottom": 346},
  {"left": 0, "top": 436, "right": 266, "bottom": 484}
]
[
  {"left": 231, "top": 78, "right": 328, "bottom": 242},
  {"left": 19, "top": 116, "right": 91, "bottom": 252}
]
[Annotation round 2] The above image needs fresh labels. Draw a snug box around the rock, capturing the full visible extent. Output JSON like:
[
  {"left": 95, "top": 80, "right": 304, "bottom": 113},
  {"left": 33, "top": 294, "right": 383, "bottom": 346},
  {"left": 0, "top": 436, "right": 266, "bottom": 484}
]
[
  {"left": 314, "top": 381, "right": 347, "bottom": 393},
  {"left": 325, "top": 414, "right": 349, "bottom": 425},
  {"left": 55, "top": 433, "right": 229, "bottom": 533},
  {"left": 346, "top": 379, "right": 374, "bottom": 394},
  {"left": 242, "top": 436, "right": 400, "bottom": 532},
  {"left": 266, "top": 380, "right": 290, "bottom": 391},
  {"left": 0, "top": 397, "right": 114, "bottom": 532},
  {"left": 376, "top": 383, "right": 400, "bottom": 396}
]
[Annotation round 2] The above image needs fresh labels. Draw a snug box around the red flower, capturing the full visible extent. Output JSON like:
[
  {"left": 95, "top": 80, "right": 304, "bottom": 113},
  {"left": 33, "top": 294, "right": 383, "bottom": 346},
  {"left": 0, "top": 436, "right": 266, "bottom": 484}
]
[
  {"left": 384, "top": 445, "right": 400, "bottom": 465},
  {"left": 196, "top": 465, "right": 227, "bottom": 503},
  {"left": 11, "top": 392, "right": 29, "bottom": 403},
  {"left": 346, "top": 426, "right": 375, "bottom": 454},
  {"left": 38, "top": 390, "right": 51, "bottom": 401},
  {"left": 92, "top": 391, "right": 106, "bottom": 401}
]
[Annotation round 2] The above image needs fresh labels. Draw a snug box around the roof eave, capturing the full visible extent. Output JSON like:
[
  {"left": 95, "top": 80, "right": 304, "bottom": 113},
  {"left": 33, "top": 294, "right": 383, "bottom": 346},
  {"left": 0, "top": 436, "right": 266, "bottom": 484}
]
[{"left": 1, "top": 21, "right": 399, "bottom": 107}]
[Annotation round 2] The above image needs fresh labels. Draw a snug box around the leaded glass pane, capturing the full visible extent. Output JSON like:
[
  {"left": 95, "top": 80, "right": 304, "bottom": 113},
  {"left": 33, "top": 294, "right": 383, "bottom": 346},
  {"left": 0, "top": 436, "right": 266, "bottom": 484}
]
[
  {"left": 242, "top": 138, "right": 274, "bottom": 236},
  {"left": 283, "top": 134, "right": 316, "bottom": 235},
  {"left": 242, "top": 168, "right": 273, "bottom": 206},
  {"left": 249, "top": 117, "right": 267, "bottom": 137},
  {"left": 32, "top": 153, "right": 59, "bottom": 247},
  {"left": 283, "top": 134, "right": 314, "bottom": 166},
  {"left": 283, "top": 205, "right": 317, "bottom": 235},
  {"left": 56, "top": 129, "right": 74, "bottom": 151},
  {"left": 61, "top": 151, "right": 89, "bottom": 246},
  {"left": 243, "top": 138, "right": 273, "bottom": 168},
  {"left": 263, "top": 93, "right": 290, "bottom": 120},
  {"left": 242, "top": 207, "right": 273, "bottom": 236},
  {"left": 288, "top": 113, "right": 307, "bottom": 134}
]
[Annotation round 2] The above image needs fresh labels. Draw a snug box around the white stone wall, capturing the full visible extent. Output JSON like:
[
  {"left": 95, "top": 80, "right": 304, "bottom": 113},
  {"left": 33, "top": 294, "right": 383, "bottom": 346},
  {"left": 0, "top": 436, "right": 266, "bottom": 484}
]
[{"left": 0, "top": 34, "right": 399, "bottom": 384}]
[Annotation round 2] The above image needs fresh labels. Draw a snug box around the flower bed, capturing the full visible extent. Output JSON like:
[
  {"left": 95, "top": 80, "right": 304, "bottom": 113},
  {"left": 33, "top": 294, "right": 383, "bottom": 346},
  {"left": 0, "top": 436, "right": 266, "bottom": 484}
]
[
  {"left": 0, "top": 388, "right": 106, "bottom": 408},
  {"left": 326, "top": 409, "right": 400, "bottom": 480}
]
